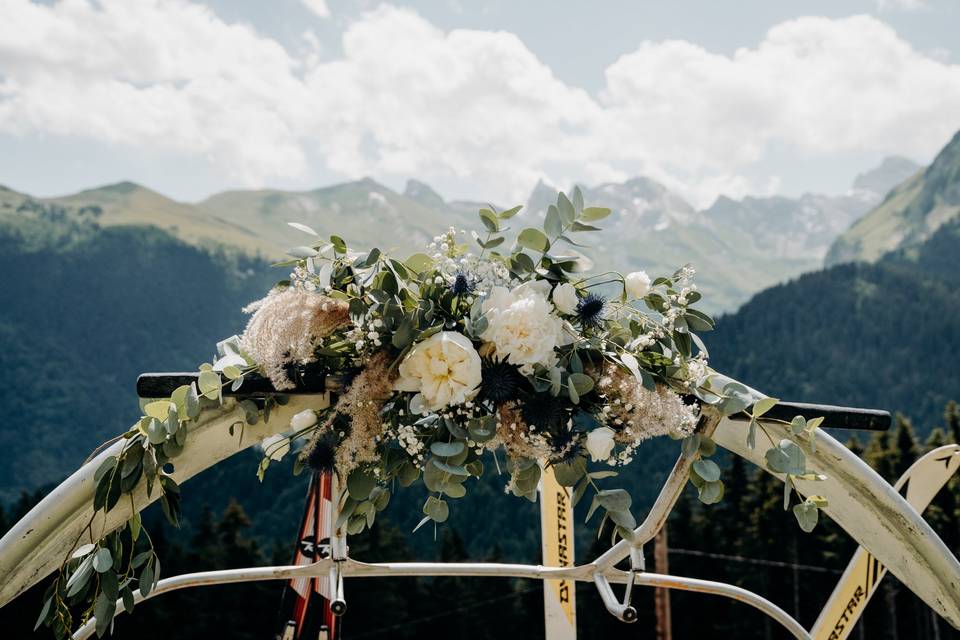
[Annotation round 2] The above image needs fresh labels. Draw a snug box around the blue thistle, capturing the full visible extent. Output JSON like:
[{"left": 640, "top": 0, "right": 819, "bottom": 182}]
[
  {"left": 480, "top": 359, "right": 525, "bottom": 403},
  {"left": 305, "top": 432, "right": 338, "bottom": 472},
  {"left": 449, "top": 271, "right": 476, "bottom": 296},
  {"left": 576, "top": 293, "right": 606, "bottom": 328}
]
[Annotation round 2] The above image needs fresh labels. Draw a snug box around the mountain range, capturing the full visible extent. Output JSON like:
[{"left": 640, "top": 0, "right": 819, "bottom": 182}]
[
  {"left": 0, "top": 154, "right": 918, "bottom": 314},
  {"left": 827, "top": 132, "right": 960, "bottom": 266},
  {"left": 523, "top": 157, "right": 916, "bottom": 310}
]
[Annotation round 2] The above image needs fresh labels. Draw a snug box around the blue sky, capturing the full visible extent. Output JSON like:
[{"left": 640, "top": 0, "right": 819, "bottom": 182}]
[{"left": 2, "top": 0, "right": 959, "bottom": 207}]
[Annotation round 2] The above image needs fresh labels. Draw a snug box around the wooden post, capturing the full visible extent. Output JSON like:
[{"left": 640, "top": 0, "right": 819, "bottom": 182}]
[{"left": 654, "top": 527, "right": 672, "bottom": 640}]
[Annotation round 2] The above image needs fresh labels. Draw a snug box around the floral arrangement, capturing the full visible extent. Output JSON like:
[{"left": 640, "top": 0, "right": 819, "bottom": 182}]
[{"left": 38, "top": 189, "right": 827, "bottom": 638}]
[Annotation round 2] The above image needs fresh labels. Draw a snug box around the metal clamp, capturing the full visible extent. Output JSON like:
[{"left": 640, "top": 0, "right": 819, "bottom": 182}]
[
  {"left": 328, "top": 561, "right": 347, "bottom": 616},
  {"left": 594, "top": 545, "right": 644, "bottom": 623}
]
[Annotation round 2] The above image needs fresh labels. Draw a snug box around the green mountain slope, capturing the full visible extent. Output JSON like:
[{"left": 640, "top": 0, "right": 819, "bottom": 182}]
[
  {"left": 826, "top": 129, "right": 960, "bottom": 266},
  {"left": 713, "top": 216, "right": 960, "bottom": 428},
  {"left": 0, "top": 207, "right": 275, "bottom": 502},
  {"left": 196, "top": 178, "right": 472, "bottom": 254},
  {"left": 0, "top": 182, "right": 271, "bottom": 256}
]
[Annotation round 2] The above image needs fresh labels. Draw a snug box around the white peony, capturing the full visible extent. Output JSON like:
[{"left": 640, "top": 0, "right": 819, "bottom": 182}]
[
  {"left": 480, "top": 282, "right": 569, "bottom": 374},
  {"left": 396, "top": 331, "right": 482, "bottom": 412},
  {"left": 625, "top": 271, "right": 652, "bottom": 299},
  {"left": 290, "top": 409, "right": 318, "bottom": 430},
  {"left": 586, "top": 427, "right": 616, "bottom": 462},
  {"left": 552, "top": 282, "right": 579, "bottom": 315},
  {"left": 262, "top": 434, "right": 290, "bottom": 461}
]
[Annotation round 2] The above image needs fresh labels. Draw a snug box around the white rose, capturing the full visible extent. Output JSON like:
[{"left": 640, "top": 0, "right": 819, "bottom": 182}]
[
  {"left": 395, "top": 331, "right": 482, "bottom": 412},
  {"left": 290, "top": 409, "right": 318, "bottom": 430},
  {"left": 552, "top": 283, "right": 579, "bottom": 315},
  {"left": 586, "top": 427, "right": 617, "bottom": 462},
  {"left": 513, "top": 279, "right": 552, "bottom": 299},
  {"left": 625, "top": 271, "right": 652, "bottom": 299},
  {"left": 480, "top": 283, "right": 568, "bottom": 374},
  {"left": 262, "top": 434, "right": 290, "bottom": 461}
]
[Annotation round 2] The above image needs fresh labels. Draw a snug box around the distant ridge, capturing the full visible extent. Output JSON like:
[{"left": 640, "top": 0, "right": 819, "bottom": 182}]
[
  {"left": 826, "top": 131, "right": 960, "bottom": 266},
  {"left": 1, "top": 147, "right": 929, "bottom": 313}
]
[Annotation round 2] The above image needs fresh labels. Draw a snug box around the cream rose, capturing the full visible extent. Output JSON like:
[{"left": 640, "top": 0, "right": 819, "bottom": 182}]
[
  {"left": 625, "top": 271, "right": 651, "bottom": 299},
  {"left": 552, "top": 282, "right": 579, "bottom": 315},
  {"left": 480, "top": 282, "right": 568, "bottom": 374},
  {"left": 586, "top": 427, "right": 616, "bottom": 462},
  {"left": 395, "top": 331, "right": 482, "bottom": 412}
]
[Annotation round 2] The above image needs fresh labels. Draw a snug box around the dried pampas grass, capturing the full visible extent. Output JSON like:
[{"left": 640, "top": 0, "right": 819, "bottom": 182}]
[
  {"left": 304, "top": 351, "right": 396, "bottom": 475},
  {"left": 241, "top": 287, "right": 350, "bottom": 389},
  {"left": 596, "top": 366, "right": 698, "bottom": 446}
]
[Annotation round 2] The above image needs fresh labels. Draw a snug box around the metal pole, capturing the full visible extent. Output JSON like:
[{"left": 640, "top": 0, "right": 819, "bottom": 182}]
[
  {"left": 654, "top": 527, "right": 672, "bottom": 640},
  {"left": 593, "top": 411, "right": 721, "bottom": 572},
  {"left": 70, "top": 559, "right": 812, "bottom": 640}
]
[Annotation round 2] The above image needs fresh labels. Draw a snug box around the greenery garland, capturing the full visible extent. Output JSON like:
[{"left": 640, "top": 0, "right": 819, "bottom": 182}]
[{"left": 38, "top": 189, "right": 826, "bottom": 637}]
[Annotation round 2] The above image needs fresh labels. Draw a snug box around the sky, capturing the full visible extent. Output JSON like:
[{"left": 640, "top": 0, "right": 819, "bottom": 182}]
[{"left": 1, "top": 0, "right": 959, "bottom": 208}]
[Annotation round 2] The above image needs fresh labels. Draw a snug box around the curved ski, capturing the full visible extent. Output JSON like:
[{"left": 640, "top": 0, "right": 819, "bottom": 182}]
[
  {"left": 714, "top": 418, "right": 960, "bottom": 628},
  {"left": 810, "top": 444, "right": 960, "bottom": 639},
  {"left": 0, "top": 394, "right": 329, "bottom": 608}
]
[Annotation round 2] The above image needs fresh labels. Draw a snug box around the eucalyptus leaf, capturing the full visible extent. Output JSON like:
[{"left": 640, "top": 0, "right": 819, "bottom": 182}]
[
  {"left": 287, "top": 221, "right": 319, "bottom": 236},
  {"left": 681, "top": 434, "right": 701, "bottom": 458},
  {"left": 595, "top": 488, "right": 631, "bottom": 512},
  {"left": 72, "top": 543, "right": 97, "bottom": 559},
  {"left": 479, "top": 208, "right": 499, "bottom": 233},
  {"left": 499, "top": 204, "right": 523, "bottom": 219},
  {"left": 752, "top": 397, "right": 779, "bottom": 418},
  {"left": 517, "top": 228, "right": 550, "bottom": 253},
  {"left": 121, "top": 586, "right": 135, "bottom": 614},
  {"left": 432, "top": 459, "right": 470, "bottom": 476},
  {"left": 65, "top": 556, "right": 94, "bottom": 597},
  {"left": 791, "top": 415, "right": 807, "bottom": 435},
  {"left": 568, "top": 372, "right": 595, "bottom": 396},
  {"left": 698, "top": 480, "right": 724, "bottom": 505},
  {"left": 544, "top": 205, "right": 563, "bottom": 237},
  {"left": 551, "top": 460, "right": 584, "bottom": 487},
  {"left": 719, "top": 382, "right": 753, "bottom": 416},
  {"left": 581, "top": 206, "right": 612, "bottom": 221},
  {"left": 287, "top": 246, "right": 319, "bottom": 259},
  {"left": 405, "top": 253, "right": 434, "bottom": 273},
  {"left": 198, "top": 370, "right": 220, "bottom": 401},
  {"left": 692, "top": 459, "right": 721, "bottom": 482},
  {"left": 423, "top": 496, "right": 449, "bottom": 523},
  {"left": 556, "top": 193, "right": 576, "bottom": 224},
  {"left": 140, "top": 562, "right": 154, "bottom": 597},
  {"left": 94, "top": 591, "right": 116, "bottom": 638},
  {"left": 34, "top": 596, "right": 52, "bottom": 631},
  {"left": 94, "top": 456, "right": 118, "bottom": 483},
  {"left": 793, "top": 500, "right": 820, "bottom": 532},
  {"left": 347, "top": 470, "right": 377, "bottom": 500},
  {"left": 442, "top": 482, "right": 466, "bottom": 499},
  {"left": 430, "top": 441, "right": 465, "bottom": 458}
]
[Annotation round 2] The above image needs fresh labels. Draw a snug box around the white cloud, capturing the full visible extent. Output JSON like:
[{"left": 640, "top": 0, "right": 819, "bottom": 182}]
[
  {"left": 875, "top": 0, "right": 927, "bottom": 11},
  {"left": 302, "top": 5, "right": 601, "bottom": 200},
  {"left": 301, "top": 0, "right": 330, "bottom": 19},
  {"left": 0, "top": 0, "right": 312, "bottom": 184},
  {"left": 1, "top": 2, "right": 959, "bottom": 207},
  {"left": 597, "top": 15, "right": 960, "bottom": 204}
]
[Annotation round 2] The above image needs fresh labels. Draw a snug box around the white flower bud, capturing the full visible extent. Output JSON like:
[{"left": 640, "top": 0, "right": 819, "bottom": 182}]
[
  {"left": 290, "top": 409, "right": 318, "bottom": 430},
  {"left": 586, "top": 427, "right": 617, "bottom": 462},
  {"left": 551, "top": 282, "right": 579, "bottom": 315},
  {"left": 625, "top": 271, "right": 652, "bottom": 299}
]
